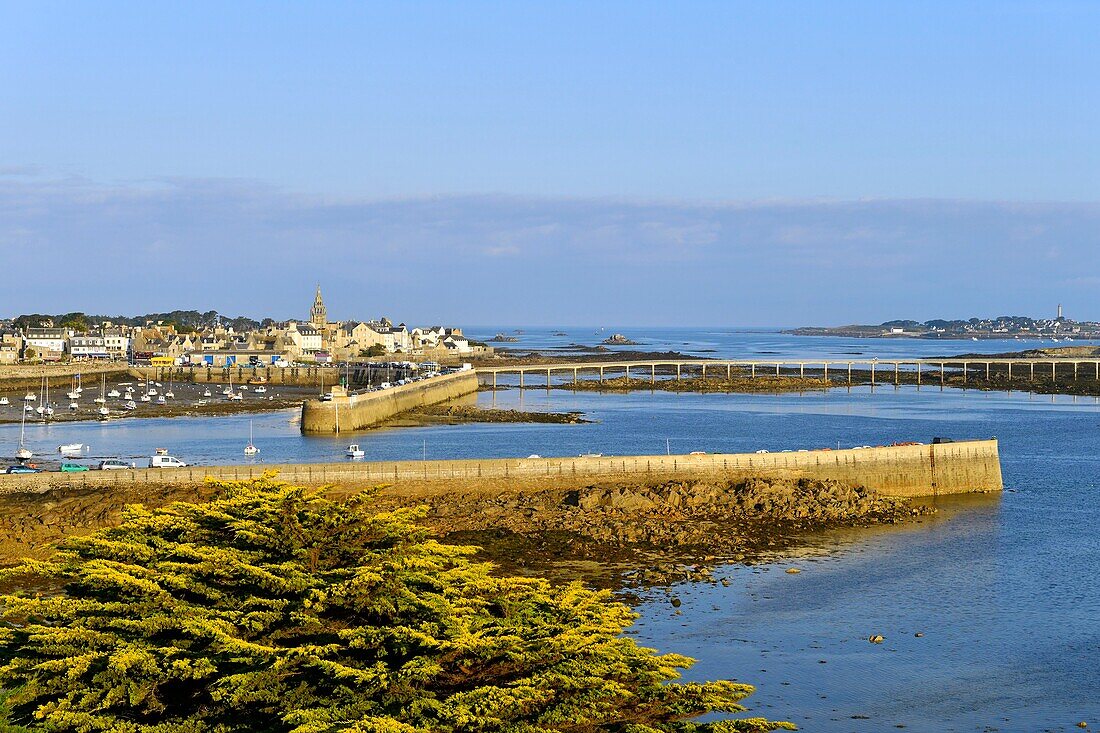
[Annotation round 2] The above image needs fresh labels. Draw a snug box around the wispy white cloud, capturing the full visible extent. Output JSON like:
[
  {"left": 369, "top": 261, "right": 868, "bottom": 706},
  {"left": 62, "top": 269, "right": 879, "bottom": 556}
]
[{"left": 1, "top": 175, "right": 1098, "bottom": 325}]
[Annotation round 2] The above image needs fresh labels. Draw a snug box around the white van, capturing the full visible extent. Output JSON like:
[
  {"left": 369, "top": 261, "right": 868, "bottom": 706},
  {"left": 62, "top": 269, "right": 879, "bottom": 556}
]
[{"left": 149, "top": 455, "right": 188, "bottom": 468}]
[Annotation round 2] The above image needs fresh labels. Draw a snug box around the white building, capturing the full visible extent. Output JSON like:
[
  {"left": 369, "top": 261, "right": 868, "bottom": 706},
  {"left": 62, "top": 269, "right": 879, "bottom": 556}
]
[
  {"left": 70, "top": 335, "right": 109, "bottom": 360},
  {"left": 102, "top": 329, "right": 131, "bottom": 359},
  {"left": 443, "top": 334, "right": 472, "bottom": 354},
  {"left": 24, "top": 327, "right": 69, "bottom": 358},
  {"left": 288, "top": 322, "right": 323, "bottom": 354}
]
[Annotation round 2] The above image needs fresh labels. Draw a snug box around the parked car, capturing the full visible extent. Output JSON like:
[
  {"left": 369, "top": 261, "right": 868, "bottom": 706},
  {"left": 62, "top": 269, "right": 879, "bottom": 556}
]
[
  {"left": 99, "top": 459, "right": 136, "bottom": 470},
  {"left": 60, "top": 463, "right": 89, "bottom": 472},
  {"left": 149, "top": 455, "right": 188, "bottom": 468},
  {"left": 5, "top": 465, "right": 39, "bottom": 474}
]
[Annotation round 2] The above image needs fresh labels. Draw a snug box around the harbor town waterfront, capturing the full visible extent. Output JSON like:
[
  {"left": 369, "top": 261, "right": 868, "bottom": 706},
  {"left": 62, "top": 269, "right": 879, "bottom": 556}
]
[{"left": 6, "top": 3, "right": 1100, "bottom": 730}]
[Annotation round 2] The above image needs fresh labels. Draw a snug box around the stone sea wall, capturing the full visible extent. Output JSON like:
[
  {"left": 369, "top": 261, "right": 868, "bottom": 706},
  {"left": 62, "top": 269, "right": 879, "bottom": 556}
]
[
  {"left": 300, "top": 370, "right": 480, "bottom": 433},
  {"left": 0, "top": 363, "right": 133, "bottom": 392},
  {"left": 0, "top": 440, "right": 1003, "bottom": 498}
]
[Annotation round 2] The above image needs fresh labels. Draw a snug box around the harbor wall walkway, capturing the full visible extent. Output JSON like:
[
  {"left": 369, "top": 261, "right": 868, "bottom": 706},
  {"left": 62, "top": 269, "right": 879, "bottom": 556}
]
[
  {"left": 300, "top": 370, "right": 480, "bottom": 433},
  {"left": 0, "top": 440, "right": 1002, "bottom": 499}
]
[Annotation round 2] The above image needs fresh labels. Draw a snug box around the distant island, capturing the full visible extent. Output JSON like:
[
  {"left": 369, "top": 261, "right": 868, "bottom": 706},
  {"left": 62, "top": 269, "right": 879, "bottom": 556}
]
[
  {"left": 488, "top": 333, "right": 520, "bottom": 343},
  {"left": 602, "top": 333, "right": 639, "bottom": 345},
  {"left": 786, "top": 312, "right": 1100, "bottom": 340}
]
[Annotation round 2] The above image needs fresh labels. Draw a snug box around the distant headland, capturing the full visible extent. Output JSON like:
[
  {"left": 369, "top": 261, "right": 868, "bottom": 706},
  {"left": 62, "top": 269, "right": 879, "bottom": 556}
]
[{"left": 786, "top": 310, "right": 1100, "bottom": 340}]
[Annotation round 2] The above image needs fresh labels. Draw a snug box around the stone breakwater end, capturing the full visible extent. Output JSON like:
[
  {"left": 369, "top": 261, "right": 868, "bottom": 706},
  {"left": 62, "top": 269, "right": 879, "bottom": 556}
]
[
  {"left": 0, "top": 440, "right": 1003, "bottom": 499},
  {"left": 300, "top": 370, "right": 480, "bottom": 433}
]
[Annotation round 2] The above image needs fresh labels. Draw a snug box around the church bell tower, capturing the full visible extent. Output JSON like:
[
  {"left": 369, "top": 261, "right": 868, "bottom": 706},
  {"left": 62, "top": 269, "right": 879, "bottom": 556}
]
[{"left": 310, "top": 284, "right": 328, "bottom": 327}]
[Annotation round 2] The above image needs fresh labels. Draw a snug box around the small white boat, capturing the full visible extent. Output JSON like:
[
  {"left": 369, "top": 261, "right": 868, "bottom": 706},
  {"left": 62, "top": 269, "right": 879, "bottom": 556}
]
[
  {"left": 254, "top": 386, "right": 267, "bottom": 394},
  {"left": 44, "top": 405, "right": 54, "bottom": 417},
  {"left": 156, "top": 396, "right": 166, "bottom": 404},
  {"left": 69, "top": 401, "right": 78, "bottom": 410},
  {"left": 165, "top": 390, "right": 174, "bottom": 398},
  {"left": 0, "top": 396, "right": 9, "bottom": 406},
  {"left": 139, "top": 394, "right": 151, "bottom": 402},
  {"left": 346, "top": 444, "right": 365, "bottom": 458},
  {"left": 97, "top": 405, "right": 110, "bottom": 417},
  {"left": 221, "top": 386, "right": 233, "bottom": 396},
  {"left": 148, "top": 388, "right": 158, "bottom": 396},
  {"left": 66, "top": 391, "right": 79, "bottom": 400},
  {"left": 107, "top": 389, "right": 121, "bottom": 398},
  {"left": 16, "top": 409, "right": 32, "bottom": 460},
  {"left": 244, "top": 420, "right": 259, "bottom": 456},
  {"left": 93, "top": 396, "right": 106, "bottom": 404},
  {"left": 228, "top": 392, "right": 243, "bottom": 401},
  {"left": 154, "top": 382, "right": 162, "bottom": 387},
  {"left": 124, "top": 400, "right": 137, "bottom": 410},
  {"left": 203, "top": 388, "right": 212, "bottom": 397},
  {"left": 58, "top": 443, "right": 86, "bottom": 456},
  {"left": 35, "top": 404, "right": 45, "bottom": 415},
  {"left": 23, "top": 404, "right": 33, "bottom": 412},
  {"left": 23, "top": 393, "right": 35, "bottom": 402}
]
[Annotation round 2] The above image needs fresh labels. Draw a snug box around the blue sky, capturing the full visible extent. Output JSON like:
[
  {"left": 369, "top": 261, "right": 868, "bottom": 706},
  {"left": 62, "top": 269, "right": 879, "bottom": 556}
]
[{"left": 2, "top": 2, "right": 1098, "bottom": 325}]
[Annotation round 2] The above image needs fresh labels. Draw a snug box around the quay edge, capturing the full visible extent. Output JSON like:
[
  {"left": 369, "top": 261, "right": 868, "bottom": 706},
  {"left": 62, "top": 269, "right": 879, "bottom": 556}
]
[{"left": 0, "top": 440, "right": 1003, "bottom": 499}]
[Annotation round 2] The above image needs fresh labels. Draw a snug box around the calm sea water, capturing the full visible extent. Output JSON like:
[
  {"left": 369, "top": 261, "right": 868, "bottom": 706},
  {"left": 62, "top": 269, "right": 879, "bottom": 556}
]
[{"left": 2, "top": 329, "right": 1098, "bottom": 731}]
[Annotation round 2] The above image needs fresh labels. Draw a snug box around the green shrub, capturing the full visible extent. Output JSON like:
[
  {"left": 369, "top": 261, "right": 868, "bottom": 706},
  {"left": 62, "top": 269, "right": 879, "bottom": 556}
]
[{"left": 0, "top": 475, "right": 791, "bottom": 733}]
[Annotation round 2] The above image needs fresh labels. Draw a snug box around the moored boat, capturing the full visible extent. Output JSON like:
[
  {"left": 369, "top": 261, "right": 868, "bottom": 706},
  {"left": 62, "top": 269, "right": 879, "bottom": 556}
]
[{"left": 244, "top": 420, "right": 259, "bottom": 456}]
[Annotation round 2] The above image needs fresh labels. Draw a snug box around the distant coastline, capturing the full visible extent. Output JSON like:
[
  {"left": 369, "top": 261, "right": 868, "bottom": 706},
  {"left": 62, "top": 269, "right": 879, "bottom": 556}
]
[
  {"left": 784, "top": 327, "right": 1066, "bottom": 340},
  {"left": 785, "top": 314, "right": 1100, "bottom": 340}
]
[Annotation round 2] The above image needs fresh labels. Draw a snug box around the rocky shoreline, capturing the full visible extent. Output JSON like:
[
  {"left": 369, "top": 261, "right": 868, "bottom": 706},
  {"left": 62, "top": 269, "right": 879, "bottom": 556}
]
[
  {"left": 380, "top": 404, "right": 590, "bottom": 427},
  {"left": 488, "top": 367, "right": 1100, "bottom": 398},
  {"left": 536, "top": 375, "right": 833, "bottom": 394},
  {"left": 359, "top": 476, "right": 935, "bottom": 589},
  {"left": 0, "top": 474, "right": 932, "bottom": 593}
]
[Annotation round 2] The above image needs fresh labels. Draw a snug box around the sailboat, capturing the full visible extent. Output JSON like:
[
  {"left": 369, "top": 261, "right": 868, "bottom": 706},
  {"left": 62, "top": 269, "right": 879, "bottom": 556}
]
[
  {"left": 43, "top": 379, "right": 54, "bottom": 417},
  {"left": 35, "top": 377, "right": 46, "bottom": 415},
  {"left": 244, "top": 420, "right": 259, "bottom": 456},
  {"left": 0, "top": 396, "right": 8, "bottom": 406},
  {"left": 97, "top": 375, "right": 110, "bottom": 417},
  {"left": 225, "top": 372, "right": 241, "bottom": 400},
  {"left": 15, "top": 409, "right": 32, "bottom": 461},
  {"left": 66, "top": 376, "right": 80, "bottom": 400}
]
